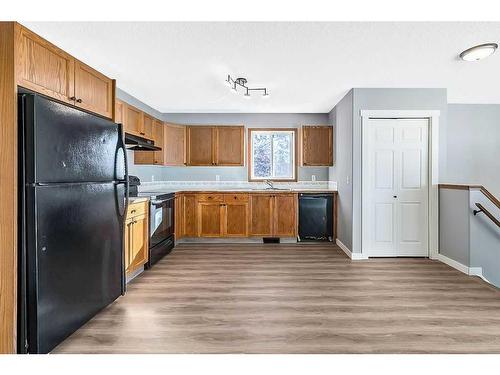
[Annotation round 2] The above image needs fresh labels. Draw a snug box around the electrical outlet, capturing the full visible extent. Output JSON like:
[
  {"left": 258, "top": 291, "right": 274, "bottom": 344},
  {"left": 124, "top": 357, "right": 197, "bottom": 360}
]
[
  {"left": 152, "top": 175, "right": 155, "bottom": 182},
  {"left": 216, "top": 175, "right": 220, "bottom": 182},
  {"left": 311, "top": 175, "right": 316, "bottom": 182},
  {"left": 346, "top": 176, "right": 350, "bottom": 184}
]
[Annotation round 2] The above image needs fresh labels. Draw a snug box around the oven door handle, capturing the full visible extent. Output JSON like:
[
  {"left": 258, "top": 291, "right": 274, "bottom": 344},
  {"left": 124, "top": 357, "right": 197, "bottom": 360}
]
[{"left": 150, "top": 197, "right": 174, "bottom": 205}]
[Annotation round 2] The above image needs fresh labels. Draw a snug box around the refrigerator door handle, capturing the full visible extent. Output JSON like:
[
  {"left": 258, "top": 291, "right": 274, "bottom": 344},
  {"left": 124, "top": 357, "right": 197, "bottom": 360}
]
[
  {"left": 115, "top": 123, "right": 129, "bottom": 218},
  {"left": 115, "top": 123, "right": 128, "bottom": 296}
]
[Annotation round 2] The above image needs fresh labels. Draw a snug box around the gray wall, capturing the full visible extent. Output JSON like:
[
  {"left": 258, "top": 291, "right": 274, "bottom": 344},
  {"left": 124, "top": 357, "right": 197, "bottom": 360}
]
[
  {"left": 350, "top": 88, "right": 448, "bottom": 253},
  {"left": 447, "top": 104, "right": 500, "bottom": 197},
  {"left": 469, "top": 189, "right": 500, "bottom": 286},
  {"left": 439, "top": 188, "right": 470, "bottom": 266},
  {"left": 328, "top": 90, "right": 353, "bottom": 250}
]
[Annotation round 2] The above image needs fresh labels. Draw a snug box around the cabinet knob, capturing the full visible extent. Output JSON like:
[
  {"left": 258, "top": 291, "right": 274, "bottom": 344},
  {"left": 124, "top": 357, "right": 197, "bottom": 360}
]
[
  {"left": 76, "top": 98, "right": 82, "bottom": 103},
  {"left": 69, "top": 96, "right": 76, "bottom": 101}
]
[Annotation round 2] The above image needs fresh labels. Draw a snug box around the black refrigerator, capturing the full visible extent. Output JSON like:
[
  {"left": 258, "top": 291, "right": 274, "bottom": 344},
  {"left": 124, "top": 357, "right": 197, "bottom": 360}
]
[{"left": 18, "top": 92, "right": 128, "bottom": 354}]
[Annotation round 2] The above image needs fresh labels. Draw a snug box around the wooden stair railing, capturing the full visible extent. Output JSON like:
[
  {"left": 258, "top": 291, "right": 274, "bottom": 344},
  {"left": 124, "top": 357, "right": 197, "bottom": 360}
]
[
  {"left": 473, "top": 203, "right": 500, "bottom": 228},
  {"left": 439, "top": 184, "right": 499, "bottom": 227}
]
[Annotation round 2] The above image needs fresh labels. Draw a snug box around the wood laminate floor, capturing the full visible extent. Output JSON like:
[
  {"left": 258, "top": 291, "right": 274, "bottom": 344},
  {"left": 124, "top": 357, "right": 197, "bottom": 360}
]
[{"left": 53, "top": 243, "right": 500, "bottom": 353}]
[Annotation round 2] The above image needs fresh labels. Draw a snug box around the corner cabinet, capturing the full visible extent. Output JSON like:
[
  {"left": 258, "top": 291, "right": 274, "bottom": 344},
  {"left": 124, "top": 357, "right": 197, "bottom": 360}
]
[
  {"left": 301, "top": 125, "right": 334, "bottom": 166},
  {"left": 124, "top": 201, "right": 149, "bottom": 276},
  {"left": 16, "top": 24, "right": 114, "bottom": 119}
]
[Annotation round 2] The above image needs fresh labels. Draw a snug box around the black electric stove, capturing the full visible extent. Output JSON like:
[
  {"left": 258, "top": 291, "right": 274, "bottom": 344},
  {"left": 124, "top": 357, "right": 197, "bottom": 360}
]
[{"left": 129, "top": 181, "right": 175, "bottom": 267}]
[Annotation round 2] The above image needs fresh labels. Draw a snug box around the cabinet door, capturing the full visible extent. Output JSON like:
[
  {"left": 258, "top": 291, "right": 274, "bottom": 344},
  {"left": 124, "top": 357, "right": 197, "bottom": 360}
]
[
  {"left": 164, "top": 124, "right": 186, "bottom": 166},
  {"left": 124, "top": 217, "right": 134, "bottom": 273},
  {"left": 216, "top": 126, "right": 244, "bottom": 166},
  {"left": 187, "top": 126, "right": 215, "bottom": 166},
  {"left": 16, "top": 25, "right": 75, "bottom": 104},
  {"left": 115, "top": 99, "right": 124, "bottom": 124},
  {"left": 302, "top": 126, "right": 334, "bottom": 166},
  {"left": 129, "top": 213, "right": 149, "bottom": 273},
  {"left": 223, "top": 196, "right": 249, "bottom": 237},
  {"left": 175, "top": 194, "right": 183, "bottom": 240},
  {"left": 182, "top": 194, "right": 198, "bottom": 237},
  {"left": 198, "top": 202, "right": 223, "bottom": 237},
  {"left": 274, "top": 194, "right": 298, "bottom": 237},
  {"left": 249, "top": 194, "right": 274, "bottom": 236},
  {"left": 124, "top": 104, "right": 143, "bottom": 136},
  {"left": 153, "top": 120, "right": 165, "bottom": 165},
  {"left": 134, "top": 118, "right": 163, "bottom": 165},
  {"left": 74, "top": 60, "right": 114, "bottom": 119},
  {"left": 142, "top": 114, "right": 154, "bottom": 139}
]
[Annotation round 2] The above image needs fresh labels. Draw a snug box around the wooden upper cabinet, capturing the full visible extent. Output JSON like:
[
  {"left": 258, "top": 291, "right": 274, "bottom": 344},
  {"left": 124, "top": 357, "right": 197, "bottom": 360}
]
[
  {"left": 16, "top": 25, "right": 75, "bottom": 104},
  {"left": 301, "top": 125, "right": 334, "bottom": 166},
  {"left": 250, "top": 194, "right": 274, "bottom": 236},
  {"left": 134, "top": 118, "right": 164, "bottom": 165},
  {"left": 114, "top": 99, "right": 125, "bottom": 124},
  {"left": 153, "top": 120, "right": 165, "bottom": 165},
  {"left": 274, "top": 194, "right": 297, "bottom": 237},
  {"left": 142, "top": 114, "right": 154, "bottom": 139},
  {"left": 164, "top": 123, "right": 186, "bottom": 166},
  {"left": 16, "top": 25, "right": 114, "bottom": 119},
  {"left": 73, "top": 60, "right": 114, "bottom": 118},
  {"left": 187, "top": 126, "right": 216, "bottom": 166},
  {"left": 124, "top": 104, "right": 143, "bottom": 135},
  {"left": 216, "top": 126, "right": 244, "bottom": 166}
]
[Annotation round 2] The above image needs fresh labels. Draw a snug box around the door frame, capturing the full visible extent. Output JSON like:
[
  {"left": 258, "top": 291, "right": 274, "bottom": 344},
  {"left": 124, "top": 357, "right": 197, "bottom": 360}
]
[{"left": 360, "top": 110, "right": 440, "bottom": 259}]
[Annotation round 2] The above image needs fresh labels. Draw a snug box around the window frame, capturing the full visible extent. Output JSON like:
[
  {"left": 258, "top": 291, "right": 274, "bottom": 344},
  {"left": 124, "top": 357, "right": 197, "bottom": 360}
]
[{"left": 247, "top": 128, "right": 298, "bottom": 182}]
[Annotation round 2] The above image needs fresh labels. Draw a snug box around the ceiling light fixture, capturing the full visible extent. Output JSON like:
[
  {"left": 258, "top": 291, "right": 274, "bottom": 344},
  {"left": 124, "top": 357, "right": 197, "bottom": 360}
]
[
  {"left": 459, "top": 43, "right": 498, "bottom": 61},
  {"left": 226, "top": 75, "right": 269, "bottom": 98}
]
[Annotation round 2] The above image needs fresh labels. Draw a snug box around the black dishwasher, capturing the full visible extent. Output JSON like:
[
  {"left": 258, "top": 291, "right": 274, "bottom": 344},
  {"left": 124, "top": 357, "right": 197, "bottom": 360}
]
[{"left": 298, "top": 193, "right": 334, "bottom": 241}]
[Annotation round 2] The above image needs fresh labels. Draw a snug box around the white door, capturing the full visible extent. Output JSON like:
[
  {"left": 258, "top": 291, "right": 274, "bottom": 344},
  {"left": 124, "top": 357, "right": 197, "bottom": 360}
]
[{"left": 363, "top": 118, "right": 429, "bottom": 257}]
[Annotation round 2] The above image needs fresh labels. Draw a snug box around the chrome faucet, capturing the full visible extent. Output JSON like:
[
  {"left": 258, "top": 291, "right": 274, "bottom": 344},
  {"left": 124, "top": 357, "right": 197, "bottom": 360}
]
[{"left": 264, "top": 179, "right": 274, "bottom": 190}]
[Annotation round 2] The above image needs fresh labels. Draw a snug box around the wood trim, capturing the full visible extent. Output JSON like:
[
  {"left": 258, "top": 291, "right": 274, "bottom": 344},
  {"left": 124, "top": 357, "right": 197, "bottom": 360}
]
[
  {"left": 439, "top": 184, "right": 499, "bottom": 209},
  {"left": 247, "top": 128, "right": 298, "bottom": 182},
  {"left": 0, "top": 22, "right": 17, "bottom": 354},
  {"left": 438, "top": 184, "right": 474, "bottom": 191}
]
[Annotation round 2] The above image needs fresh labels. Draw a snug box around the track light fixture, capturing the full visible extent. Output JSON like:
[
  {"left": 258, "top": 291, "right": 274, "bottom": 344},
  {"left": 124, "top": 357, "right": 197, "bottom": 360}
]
[{"left": 226, "top": 75, "right": 269, "bottom": 98}]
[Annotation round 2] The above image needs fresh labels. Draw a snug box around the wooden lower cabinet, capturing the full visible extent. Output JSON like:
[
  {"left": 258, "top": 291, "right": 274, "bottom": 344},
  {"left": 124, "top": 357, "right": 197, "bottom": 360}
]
[
  {"left": 176, "top": 192, "right": 297, "bottom": 239},
  {"left": 250, "top": 193, "right": 298, "bottom": 237},
  {"left": 124, "top": 201, "right": 149, "bottom": 275},
  {"left": 249, "top": 194, "right": 274, "bottom": 236},
  {"left": 198, "top": 201, "right": 223, "bottom": 237},
  {"left": 182, "top": 194, "right": 198, "bottom": 237},
  {"left": 223, "top": 195, "right": 249, "bottom": 237},
  {"left": 273, "top": 194, "right": 297, "bottom": 237}
]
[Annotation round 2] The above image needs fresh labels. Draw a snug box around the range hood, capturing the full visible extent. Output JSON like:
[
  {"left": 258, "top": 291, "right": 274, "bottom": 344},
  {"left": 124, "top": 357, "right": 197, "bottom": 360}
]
[{"left": 124, "top": 132, "right": 161, "bottom": 151}]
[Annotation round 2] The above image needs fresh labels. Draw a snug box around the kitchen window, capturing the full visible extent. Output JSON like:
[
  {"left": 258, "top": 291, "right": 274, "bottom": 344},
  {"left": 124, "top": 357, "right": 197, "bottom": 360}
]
[{"left": 248, "top": 128, "right": 297, "bottom": 181}]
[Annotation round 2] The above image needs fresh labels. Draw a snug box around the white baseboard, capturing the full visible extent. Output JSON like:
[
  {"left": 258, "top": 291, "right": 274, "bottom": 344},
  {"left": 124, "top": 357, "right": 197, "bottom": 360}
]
[
  {"left": 468, "top": 267, "right": 483, "bottom": 277},
  {"left": 336, "top": 239, "right": 369, "bottom": 260},
  {"left": 435, "top": 253, "right": 469, "bottom": 274}
]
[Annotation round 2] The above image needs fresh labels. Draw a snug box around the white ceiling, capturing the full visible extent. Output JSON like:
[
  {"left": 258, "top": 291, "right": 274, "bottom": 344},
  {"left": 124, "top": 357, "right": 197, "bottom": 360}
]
[{"left": 24, "top": 22, "right": 500, "bottom": 113}]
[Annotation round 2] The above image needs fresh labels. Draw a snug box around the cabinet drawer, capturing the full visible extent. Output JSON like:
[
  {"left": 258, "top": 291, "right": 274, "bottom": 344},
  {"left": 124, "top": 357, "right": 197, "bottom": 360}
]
[
  {"left": 224, "top": 193, "right": 249, "bottom": 202},
  {"left": 196, "top": 194, "right": 224, "bottom": 202},
  {"left": 127, "top": 201, "right": 148, "bottom": 218}
]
